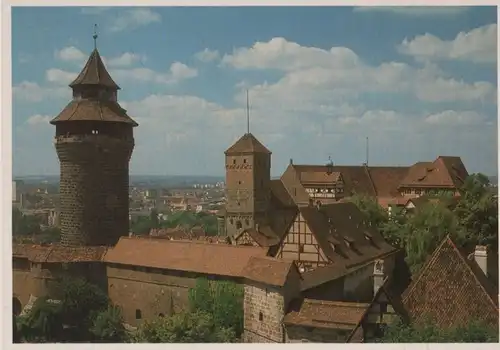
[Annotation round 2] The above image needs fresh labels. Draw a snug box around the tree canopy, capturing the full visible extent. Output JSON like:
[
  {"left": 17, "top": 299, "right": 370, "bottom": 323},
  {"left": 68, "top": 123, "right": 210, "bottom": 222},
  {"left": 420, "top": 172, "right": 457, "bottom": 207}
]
[
  {"left": 350, "top": 173, "right": 498, "bottom": 274},
  {"left": 131, "top": 210, "right": 219, "bottom": 236}
]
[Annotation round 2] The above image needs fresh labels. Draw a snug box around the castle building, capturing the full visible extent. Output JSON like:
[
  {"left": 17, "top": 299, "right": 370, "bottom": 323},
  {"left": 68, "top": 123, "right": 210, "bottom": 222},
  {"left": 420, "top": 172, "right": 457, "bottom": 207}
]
[{"left": 50, "top": 41, "right": 138, "bottom": 246}]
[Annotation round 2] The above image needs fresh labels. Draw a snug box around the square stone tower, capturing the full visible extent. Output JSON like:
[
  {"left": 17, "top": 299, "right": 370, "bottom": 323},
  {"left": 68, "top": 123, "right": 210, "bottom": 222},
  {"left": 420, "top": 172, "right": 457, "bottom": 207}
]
[
  {"left": 224, "top": 133, "right": 272, "bottom": 238},
  {"left": 50, "top": 41, "right": 138, "bottom": 247}
]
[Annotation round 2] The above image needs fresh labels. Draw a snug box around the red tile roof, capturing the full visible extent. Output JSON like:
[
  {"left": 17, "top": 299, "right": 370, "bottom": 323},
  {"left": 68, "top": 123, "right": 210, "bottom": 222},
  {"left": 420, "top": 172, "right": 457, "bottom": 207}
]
[
  {"left": 103, "top": 236, "right": 267, "bottom": 277},
  {"left": 402, "top": 236, "right": 499, "bottom": 330},
  {"left": 241, "top": 256, "right": 298, "bottom": 287},
  {"left": 284, "top": 299, "right": 369, "bottom": 330},
  {"left": 399, "top": 156, "right": 468, "bottom": 189},
  {"left": 225, "top": 133, "right": 271, "bottom": 154},
  {"left": 12, "top": 244, "right": 108, "bottom": 263}
]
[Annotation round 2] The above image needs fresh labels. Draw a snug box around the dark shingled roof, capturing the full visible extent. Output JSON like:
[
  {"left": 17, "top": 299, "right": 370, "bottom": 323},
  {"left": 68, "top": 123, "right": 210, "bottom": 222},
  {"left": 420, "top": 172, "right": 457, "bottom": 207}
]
[
  {"left": 50, "top": 99, "right": 138, "bottom": 125},
  {"left": 225, "top": 133, "right": 271, "bottom": 155},
  {"left": 241, "top": 256, "right": 298, "bottom": 287},
  {"left": 402, "top": 236, "right": 499, "bottom": 330},
  {"left": 69, "top": 49, "right": 120, "bottom": 89},
  {"left": 284, "top": 299, "right": 369, "bottom": 331},
  {"left": 13, "top": 244, "right": 108, "bottom": 263}
]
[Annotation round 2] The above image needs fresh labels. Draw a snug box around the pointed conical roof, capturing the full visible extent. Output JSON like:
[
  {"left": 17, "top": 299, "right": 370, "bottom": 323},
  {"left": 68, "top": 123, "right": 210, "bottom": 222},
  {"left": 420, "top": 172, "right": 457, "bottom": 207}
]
[
  {"left": 225, "top": 133, "right": 271, "bottom": 155},
  {"left": 69, "top": 49, "right": 120, "bottom": 89}
]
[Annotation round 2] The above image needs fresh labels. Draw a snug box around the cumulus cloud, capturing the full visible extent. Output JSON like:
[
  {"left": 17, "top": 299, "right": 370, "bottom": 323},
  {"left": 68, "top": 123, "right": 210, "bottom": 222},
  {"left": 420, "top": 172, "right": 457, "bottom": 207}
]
[
  {"left": 106, "top": 52, "right": 146, "bottom": 67},
  {"left": 13, "top": 81, "right": 69, "bottom": 102},
  {"left": 45, "top": 68, "right": 77, "bottom": 85},
  {"left": 398, "top": 23, "right": 497, "bottom": 63},
  {"left": 55, "top": 46, "right": 86, "bottom": 62},
  {"left": 112, "top": 62, "right": 197, "bottom": 84},
  {"left": 195, "top": 48, "right": 220, "bottom": 62},
  {"left": 223, "top": 37, "right": 496, "bottom": 106},
  {"left": 353, "top": 6, "right": 470, "bottom": 16},
  {"left": 109, "top": 8, "right": 161, "bottom": 32}
]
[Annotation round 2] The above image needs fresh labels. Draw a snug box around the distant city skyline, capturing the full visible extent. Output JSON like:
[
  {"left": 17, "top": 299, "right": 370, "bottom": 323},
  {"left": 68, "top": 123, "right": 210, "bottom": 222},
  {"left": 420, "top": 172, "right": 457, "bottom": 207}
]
[{"left": 12, "top": 6, "right": 498, "bottom": 177}]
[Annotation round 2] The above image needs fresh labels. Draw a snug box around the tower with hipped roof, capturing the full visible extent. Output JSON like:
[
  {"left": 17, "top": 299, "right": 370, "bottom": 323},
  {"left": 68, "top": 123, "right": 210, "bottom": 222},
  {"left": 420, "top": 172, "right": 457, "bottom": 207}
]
[
  {"left": 50, "top": 32, "right": 138, "bottom": 246},
  {"left": 224, "top": 132, "right": 272, "bottom": 238}
]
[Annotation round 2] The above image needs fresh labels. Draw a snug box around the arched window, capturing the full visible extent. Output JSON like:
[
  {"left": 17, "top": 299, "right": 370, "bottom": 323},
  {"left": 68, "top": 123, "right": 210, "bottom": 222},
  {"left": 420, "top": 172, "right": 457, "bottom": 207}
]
[
  {"left": 158, "top": 313, "right": 165, "bottom": 318},
  {"left": 135, "top": 309, "right": 142, "bottom": 319},
  {"left": 236, "top": 221, "right": 242, "bottom": 230},
  {"left": 258, "top": 312, "right": 263, "bottom": 321}
]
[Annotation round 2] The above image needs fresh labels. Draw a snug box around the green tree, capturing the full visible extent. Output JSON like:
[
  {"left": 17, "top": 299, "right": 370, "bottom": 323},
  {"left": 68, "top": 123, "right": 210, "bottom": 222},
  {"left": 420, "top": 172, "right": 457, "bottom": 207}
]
[
  {"left": 380, "top": 206, "right": 409, "bottom": 248},
  {"left": 132, "top": 310, "right": 237, "bottom": 343},
  {"left": 89, "top": 306, "right": 127, "bottom": 343},
  {"left": 150, "top": 209, "right": 160, "bottom": 229},
  {"left": 12, "top": 208, "right": 42, "bottom": 237},
  {"left": 188, "top": 278, "right": 244, "bottom": 338},
  {"left": 18, "top": 297, "right": 64, "bottom": 342},
  {"left": 378, "top": 318, "right": 499, "bottom": 343},
  {"left": 131, "top": 216, "right": 153, "bottom": 235},
  {"left": 404, "top": 201, "right": 460, "bottom": 273},
  {"left": 349, "top": 194, "right": 388, "bottom": 229},
  {"left": 454, "top": 173, "right": 498, "bottom": 249}
]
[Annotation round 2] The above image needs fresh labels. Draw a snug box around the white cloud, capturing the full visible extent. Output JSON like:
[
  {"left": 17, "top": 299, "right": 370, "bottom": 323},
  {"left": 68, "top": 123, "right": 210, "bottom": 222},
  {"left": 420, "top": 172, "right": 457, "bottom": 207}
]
[
  {"left": 112, "top": 62, "right": 197, "bottom": 84},
  {"left": 353, "top": 6, "right": 470, "bottom": 16},
  {"left": 13, "top": 81, "right": 69, "bottom": 102},
  {"left": 109, "top": 8, "right": 161, "bottom": 32},
  {"left": 26, "top": 114, "right": 53, "bottom": 126},
  {"left": 424, "top": 110, "right": 488, "bottom": 125},
  {"left": 398, "top": 24, "right": 497, "bottom": 63},
  {"left": 55, "top": 46, "right": 86, "bottom": 62},
  {"left": 107, "top": 52, "right": 146, "bottom": 67},
  {"left": 45, "top": 68, "right": 77, "bottom": 86},
  {"left": 224, "top": 37, "right": 496, "bottom": 105},
  {"left": 195, "top": 48, "right": 220, "bottom": 63}
]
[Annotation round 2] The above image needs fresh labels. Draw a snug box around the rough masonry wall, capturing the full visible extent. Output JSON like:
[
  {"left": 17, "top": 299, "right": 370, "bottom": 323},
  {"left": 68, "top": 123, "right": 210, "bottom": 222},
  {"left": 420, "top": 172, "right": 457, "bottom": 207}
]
[
  {"left": 13, "top": 258, "right": 32, "bottom": 308},
  {"left": 56, "top": 135, "right": 134, "bottom": 246},
  {"left": 106, "top": 265, "right": 242, "bottom": 327},
  {"left": 243, "top": 283, "right": 284, "bottom": 343},
  {"left": 285, "top": 325, "right": 349, "bottom": 343}
]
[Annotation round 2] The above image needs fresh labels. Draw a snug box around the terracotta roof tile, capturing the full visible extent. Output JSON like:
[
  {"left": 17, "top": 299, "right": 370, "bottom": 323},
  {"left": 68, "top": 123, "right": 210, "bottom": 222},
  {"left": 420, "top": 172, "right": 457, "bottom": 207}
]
[
  {"left": 368, "top": 166, "right": 409, "bottom": 197},
  {"left": 399, "top": 157, "right": 468, "bottom": 189},
  {"left": 402, "top": 236, "right": 499, "bottom": 330},
  {"left": 50, "top": 99, "right": 138, "bottom": 125},
  {"left": 242, "top": 256, "right": 297, "bottom": 287},
  {"left": 269, "top": 179, "right": 296, "bottom": 208},
  {"left": 225, "top": 133, "right": 271, "bottom": 154},
  {"left": 15, "top": 244, "right": 108, "bottom": 263},
  {"left": 241, "top": 226, "right": 281, "bottom": 247},
  {"left": 299, "top": 170, "right": 342, "bottom": 185},
  {"left": 103, "top": 237, "right": 267, "bottom": 277},
  {"left": 284, "top": 299, "right": 369, "bottom": 330},
  {"left": 12, "top": 244, "right": 31, "bottom": 258},
  {"left": 69, "top": 49, "right": 120, "bottom": 89}
]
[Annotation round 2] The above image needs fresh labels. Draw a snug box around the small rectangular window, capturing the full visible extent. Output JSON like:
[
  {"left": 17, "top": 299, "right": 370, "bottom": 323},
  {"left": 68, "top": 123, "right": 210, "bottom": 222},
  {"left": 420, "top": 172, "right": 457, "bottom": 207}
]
[
  {"left": 136, "top": 309, "right": 142, "bottom": 319},
  {"left": 259, "top": 312, "right": 263, "bottom": 321}
]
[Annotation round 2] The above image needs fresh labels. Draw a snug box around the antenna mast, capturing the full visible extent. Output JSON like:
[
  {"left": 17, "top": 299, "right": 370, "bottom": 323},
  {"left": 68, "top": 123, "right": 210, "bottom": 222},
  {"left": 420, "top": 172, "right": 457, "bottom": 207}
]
[
  {"left": 246, "top": 89, "right": 250, "bottom": 134},
  {"left": 366, "top": 137, "right": 369, "bottom": 166}
]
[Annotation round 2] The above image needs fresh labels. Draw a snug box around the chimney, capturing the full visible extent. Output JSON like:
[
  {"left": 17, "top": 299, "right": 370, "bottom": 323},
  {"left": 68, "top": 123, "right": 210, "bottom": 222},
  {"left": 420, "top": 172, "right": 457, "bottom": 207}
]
[
  {"left": 289, "top": 158, "right": 293, "bottom": 165},
  {"left": 474, "top": 245, "right": 488, "bottom": 276},
  {"left": 373, "top": 259, "right": 384, "bottom": 295}
]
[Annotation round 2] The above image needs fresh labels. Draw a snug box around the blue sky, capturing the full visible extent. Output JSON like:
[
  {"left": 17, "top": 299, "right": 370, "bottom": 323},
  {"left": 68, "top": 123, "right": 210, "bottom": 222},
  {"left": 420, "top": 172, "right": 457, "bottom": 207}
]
[{"left": 12, "top": 6, "right": 498, "bottom": 176}]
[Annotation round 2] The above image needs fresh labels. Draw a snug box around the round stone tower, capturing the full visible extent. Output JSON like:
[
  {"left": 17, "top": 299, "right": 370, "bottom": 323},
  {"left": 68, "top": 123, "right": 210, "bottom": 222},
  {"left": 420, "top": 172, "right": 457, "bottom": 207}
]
[{"left": 50, "top": 42, "right": 138, "bottom": 247}]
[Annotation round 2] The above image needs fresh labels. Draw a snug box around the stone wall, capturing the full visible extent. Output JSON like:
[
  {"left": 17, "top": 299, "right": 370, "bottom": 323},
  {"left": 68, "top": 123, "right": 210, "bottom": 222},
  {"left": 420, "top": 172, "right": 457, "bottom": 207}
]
[
  {"left": 285, "top": 325, "right": 350, "bottom": 343},
  {"left": 13, "top": 257, "right": 32, "bottom": 308},
  {"left": 106, "top": 264, "right": 242, "bottom": 327},
  {"left": 243, "top": 283, "right": 285, "bottom": 343},
  {"left": 55, "top": 135, "right": 134, "bottom": 247}
]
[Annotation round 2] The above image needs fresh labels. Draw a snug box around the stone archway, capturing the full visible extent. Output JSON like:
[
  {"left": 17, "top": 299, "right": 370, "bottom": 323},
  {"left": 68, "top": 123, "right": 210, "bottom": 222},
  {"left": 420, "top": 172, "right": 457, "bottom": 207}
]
[{"left": 13, "top": 297, "right": 22, "bottom": 316}]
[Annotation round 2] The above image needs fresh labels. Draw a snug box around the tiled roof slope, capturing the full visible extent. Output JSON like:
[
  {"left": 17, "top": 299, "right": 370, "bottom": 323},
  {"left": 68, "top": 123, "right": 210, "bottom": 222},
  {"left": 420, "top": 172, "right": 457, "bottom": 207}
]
[
  {"left": 103, "top": 237, "right": 267, "bottom": 277},
  {"left": 402, "top": 236, "right": 499, "bottom": 330},
  {"left": 69, "top": 49, "right": 120, "bottom": 89},
  {"left": 284, "top": 299, "right": 369, "bottom": 331},
  {"left": 399, "top": 156, "right": 468, "bottom": 189},
  {"left": 50, "top": 99, "right": 138, "bottom": 125},
  {"left": 241, "top": 256, "right": 298, "bottom": 287},
  {"left": 225, "top": 133, "right": 271, "bottom": 154},
  {"left": 12, "top": 244, "right": 108, "bottom": 263}
]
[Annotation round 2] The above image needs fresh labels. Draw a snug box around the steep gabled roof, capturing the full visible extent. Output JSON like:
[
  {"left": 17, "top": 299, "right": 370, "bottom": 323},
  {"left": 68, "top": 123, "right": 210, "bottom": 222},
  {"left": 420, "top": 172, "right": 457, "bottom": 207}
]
[
  {"left": 399, "top": 156, "right": 468, "bottom": 189},
  {"left": 402, "top": 235, "right": 499, "bottom": 330},
  {"left": 242, "top": 256, "right": 299, "bottom": 287},
  {"left": 69, "top": 48, "right": 120, "bottom": 89},
  {"left": 225, "top": 133, "right": 271, "bottom": 155}
]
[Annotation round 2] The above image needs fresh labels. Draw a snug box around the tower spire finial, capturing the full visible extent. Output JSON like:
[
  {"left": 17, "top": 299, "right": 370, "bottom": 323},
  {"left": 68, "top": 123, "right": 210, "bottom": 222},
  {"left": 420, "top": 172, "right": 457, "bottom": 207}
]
[
  {"left": 246, "top": 89, "right": 250, "bottom": 134},
  {"left": 93, "top": 24, "right": 98, "bottom": 50}
]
